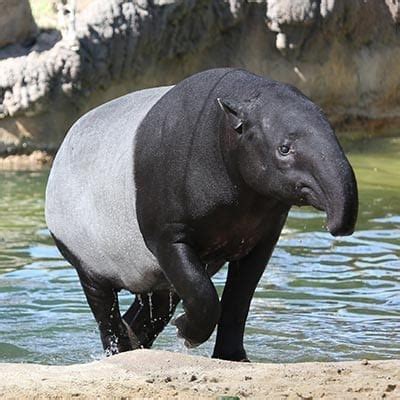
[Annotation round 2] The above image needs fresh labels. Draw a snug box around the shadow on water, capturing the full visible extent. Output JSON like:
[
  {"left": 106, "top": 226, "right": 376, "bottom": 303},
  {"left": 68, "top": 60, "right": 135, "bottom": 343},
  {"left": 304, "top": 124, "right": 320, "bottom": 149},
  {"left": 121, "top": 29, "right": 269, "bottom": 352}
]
[{"left": 0, "top": 136, "right": 399, "bottom": 364}]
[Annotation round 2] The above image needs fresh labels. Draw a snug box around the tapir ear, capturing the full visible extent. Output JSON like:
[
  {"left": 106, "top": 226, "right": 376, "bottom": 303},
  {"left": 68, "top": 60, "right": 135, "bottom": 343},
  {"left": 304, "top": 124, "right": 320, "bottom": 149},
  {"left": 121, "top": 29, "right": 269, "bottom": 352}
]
[{"left": 217, "top": 98, "right": 244, "bottom": 134}]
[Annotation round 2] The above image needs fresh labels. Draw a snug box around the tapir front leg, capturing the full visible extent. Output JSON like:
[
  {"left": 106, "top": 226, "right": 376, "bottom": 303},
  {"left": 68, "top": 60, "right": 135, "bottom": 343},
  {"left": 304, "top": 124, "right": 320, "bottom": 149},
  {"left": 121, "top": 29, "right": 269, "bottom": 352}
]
[
  {"left": 157, "top": 240, "right": 221, "bottom": 347},
  {"left": 212, "top": 214, "right": 288, "bottom": 361}
]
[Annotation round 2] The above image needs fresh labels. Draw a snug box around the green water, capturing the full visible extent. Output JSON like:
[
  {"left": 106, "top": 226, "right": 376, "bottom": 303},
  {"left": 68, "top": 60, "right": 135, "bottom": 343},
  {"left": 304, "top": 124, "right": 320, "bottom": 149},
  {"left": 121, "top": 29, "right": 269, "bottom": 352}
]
[{"left": 0, "top": 136, "right": 399, "bottom": 364}]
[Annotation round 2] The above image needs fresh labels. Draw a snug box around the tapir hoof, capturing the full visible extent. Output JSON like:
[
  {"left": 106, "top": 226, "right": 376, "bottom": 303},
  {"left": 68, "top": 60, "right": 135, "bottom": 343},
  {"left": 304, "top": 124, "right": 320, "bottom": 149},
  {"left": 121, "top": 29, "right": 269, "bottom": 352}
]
[{"left": 171, "top": 313, "right": 203, "bottom": 348}]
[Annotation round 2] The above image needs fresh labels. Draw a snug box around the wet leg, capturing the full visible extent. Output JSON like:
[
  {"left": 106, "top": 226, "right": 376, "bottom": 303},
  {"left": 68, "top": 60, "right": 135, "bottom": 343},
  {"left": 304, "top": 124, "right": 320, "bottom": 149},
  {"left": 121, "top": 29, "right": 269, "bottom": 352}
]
[
  {"left": 50, "top": 235, "right": 132, "bottom": 355},
  {"left": 122, "top": 290, "right": 180, "bottom": 348},
  {"left": 212, "top": 215, "right": 288, "bottom": 361},
  {"left": 79, "top": 274, "right": 132, "bottom": 355},
  {"left": 156, "top": 238, "right": 221, "bottom": 347},
  {"left": 212, "top": 258, "right": 266, "bottom": 361}
]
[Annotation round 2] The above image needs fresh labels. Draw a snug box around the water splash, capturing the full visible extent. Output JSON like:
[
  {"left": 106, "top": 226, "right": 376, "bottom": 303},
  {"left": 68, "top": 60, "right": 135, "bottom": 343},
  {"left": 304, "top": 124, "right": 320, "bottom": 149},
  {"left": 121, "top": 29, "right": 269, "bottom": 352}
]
[
  {"left": 168, "top": 290, "right": 174, "bottom": 317},
  {"left": 104, "top": 334, "right": 119, "bottom": 357},
  {"left": 137, "top": 294, "right": 144, "bottom": 308},
  {"left": 148, "top": 292, "right": 153, "bottom": 321}
]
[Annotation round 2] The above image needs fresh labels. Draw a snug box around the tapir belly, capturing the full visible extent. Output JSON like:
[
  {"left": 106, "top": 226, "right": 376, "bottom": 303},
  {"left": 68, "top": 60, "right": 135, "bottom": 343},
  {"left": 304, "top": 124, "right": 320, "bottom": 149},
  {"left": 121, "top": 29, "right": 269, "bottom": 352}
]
[{"left": 45, "top": 86, "right": 174, "bottom": 293}]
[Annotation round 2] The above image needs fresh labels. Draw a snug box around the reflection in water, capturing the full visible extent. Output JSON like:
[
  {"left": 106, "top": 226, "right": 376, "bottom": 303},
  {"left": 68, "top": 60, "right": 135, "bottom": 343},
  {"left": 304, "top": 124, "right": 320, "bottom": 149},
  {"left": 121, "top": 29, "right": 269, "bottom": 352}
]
[{"left": 0, "top": 137, "right": 399, "bottom": 364}]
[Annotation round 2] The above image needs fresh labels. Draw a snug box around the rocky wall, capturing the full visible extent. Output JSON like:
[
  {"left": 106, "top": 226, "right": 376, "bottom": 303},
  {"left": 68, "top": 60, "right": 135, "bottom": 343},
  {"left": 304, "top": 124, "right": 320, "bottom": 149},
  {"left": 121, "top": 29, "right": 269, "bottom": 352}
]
[
  {"left": 0, "top": 0, "right": 37, "bottom": 49},
  {"left": 0, "top": 0, "right": 399, "bottom": 154}
]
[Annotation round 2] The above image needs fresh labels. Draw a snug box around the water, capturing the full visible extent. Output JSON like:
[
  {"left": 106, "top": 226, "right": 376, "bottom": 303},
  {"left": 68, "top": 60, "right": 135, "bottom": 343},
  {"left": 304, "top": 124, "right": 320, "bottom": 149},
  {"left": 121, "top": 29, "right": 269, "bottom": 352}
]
[{"left": 0, "top": 136, "right": 399, "bottom": 364}]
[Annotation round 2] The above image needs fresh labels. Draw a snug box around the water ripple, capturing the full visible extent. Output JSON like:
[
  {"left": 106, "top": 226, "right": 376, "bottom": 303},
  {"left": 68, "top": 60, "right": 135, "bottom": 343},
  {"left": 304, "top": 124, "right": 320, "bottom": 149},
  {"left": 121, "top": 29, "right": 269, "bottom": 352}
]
[{"left": 0, "top": 144, "right": 399, "bottom": 364}]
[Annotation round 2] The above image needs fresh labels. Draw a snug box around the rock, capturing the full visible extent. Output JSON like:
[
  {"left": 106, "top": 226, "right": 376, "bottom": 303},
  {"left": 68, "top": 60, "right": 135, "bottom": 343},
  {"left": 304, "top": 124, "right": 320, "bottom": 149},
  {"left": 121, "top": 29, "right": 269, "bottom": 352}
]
[
  {"left": 385, "top": 384, "right": 397, "bottom": 392},
  {"left": 0, "top": 0, "right": 37, "bottom": 48},
  {"left": 266, "top": 0, "right": 318, "bottom": 26},
  {"left": 0, "top": 0, "right": 399, "bottom": 155},
  {"left": 0, "top": 150, "right": 52, "bottom": 170},
  {"left": 386, "top": 0, "right": 400, "bottom": 22}
]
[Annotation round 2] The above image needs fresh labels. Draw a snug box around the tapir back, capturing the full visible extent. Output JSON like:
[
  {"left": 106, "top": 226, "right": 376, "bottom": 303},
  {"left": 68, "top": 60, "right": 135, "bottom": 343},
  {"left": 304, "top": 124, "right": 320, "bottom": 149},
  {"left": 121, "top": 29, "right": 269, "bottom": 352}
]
[{"left": 45, "top": 86, "right": 173, "bottom": 292}]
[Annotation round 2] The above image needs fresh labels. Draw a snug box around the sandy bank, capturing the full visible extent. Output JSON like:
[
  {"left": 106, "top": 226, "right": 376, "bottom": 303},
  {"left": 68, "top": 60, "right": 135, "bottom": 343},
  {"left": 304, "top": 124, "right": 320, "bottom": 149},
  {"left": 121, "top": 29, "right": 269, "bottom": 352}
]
[
  {"left": 0, "top": 151, "right": 52, "bottom": 170},
  {"left": 0, "top": 350, "right": 398, "bottom": 399}
]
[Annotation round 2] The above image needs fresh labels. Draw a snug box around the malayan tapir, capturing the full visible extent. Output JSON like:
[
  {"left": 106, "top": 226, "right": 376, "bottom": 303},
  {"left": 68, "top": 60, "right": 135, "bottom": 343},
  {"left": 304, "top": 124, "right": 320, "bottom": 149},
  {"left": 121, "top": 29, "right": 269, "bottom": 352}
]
[{"left": 45, "top": 68, "right": 358, "bottom": 361}]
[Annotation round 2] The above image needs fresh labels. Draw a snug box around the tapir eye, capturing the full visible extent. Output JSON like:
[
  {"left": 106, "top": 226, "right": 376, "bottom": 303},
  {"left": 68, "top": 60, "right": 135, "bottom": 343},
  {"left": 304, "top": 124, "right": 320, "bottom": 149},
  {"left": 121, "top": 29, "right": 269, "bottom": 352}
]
[{"left": 278, "top": 144, "right": 291, "bottom": 155}]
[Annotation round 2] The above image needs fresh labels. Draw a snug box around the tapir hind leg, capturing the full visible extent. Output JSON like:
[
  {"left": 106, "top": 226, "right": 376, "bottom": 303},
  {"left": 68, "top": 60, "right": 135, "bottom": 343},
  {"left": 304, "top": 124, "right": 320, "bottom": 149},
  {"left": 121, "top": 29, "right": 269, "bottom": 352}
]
[
  {"left": 122, "top": 290, "right": 180, "bottom": 348},
  {"left": 51, "top": 234, "right": 132, "bottom": 355},
  {"left": 79, "top": 275, "right": 132, "bottom": 355}
]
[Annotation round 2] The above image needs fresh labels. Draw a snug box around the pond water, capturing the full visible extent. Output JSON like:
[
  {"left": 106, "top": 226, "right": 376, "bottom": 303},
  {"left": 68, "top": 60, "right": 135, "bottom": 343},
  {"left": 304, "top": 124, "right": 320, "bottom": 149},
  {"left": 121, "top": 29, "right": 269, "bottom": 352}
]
[{"left": 0, "top": 136, "right": 399, "bottom": 365}]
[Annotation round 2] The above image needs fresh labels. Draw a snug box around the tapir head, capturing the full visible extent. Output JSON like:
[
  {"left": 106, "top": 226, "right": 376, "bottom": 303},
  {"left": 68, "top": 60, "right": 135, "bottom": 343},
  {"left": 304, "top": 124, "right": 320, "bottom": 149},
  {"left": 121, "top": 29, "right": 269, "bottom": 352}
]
[{"left": 218, "top": 82, "right": 358, "bottom": 236}]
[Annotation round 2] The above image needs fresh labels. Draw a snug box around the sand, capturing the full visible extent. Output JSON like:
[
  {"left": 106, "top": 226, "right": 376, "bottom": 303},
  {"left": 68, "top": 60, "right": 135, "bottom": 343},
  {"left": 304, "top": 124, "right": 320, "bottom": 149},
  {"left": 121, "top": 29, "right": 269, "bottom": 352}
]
[
  {"left": 0, "top": 151, "right": 52, "bottom": 170},
  {"left": 0, "top": 350, "right": 398, "bottom": 399}
]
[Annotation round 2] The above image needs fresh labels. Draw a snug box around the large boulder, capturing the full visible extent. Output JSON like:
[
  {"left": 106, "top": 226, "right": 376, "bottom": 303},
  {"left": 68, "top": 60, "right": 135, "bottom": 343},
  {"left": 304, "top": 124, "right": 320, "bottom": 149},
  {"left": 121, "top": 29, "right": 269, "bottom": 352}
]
[{"left": 0, "top": 0, "right": 37, "bottom": 48}]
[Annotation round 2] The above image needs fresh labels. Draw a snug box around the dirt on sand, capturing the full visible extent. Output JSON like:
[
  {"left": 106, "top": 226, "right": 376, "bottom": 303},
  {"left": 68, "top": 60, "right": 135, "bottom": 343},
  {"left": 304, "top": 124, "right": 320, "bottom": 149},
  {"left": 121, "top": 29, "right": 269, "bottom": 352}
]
[{"left": 0, "top": 350, "right": 398, "bottom": 399}]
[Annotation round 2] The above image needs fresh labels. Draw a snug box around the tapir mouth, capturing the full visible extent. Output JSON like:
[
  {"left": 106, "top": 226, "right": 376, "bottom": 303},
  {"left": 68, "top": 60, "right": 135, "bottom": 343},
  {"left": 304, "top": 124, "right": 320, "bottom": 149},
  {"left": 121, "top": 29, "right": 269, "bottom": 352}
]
[
  {"left": 298, "top": 185, "right": 357, "bottom": 237},
  {"left": 299, "top": 186, "right": 325, "bottom": 212}
]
